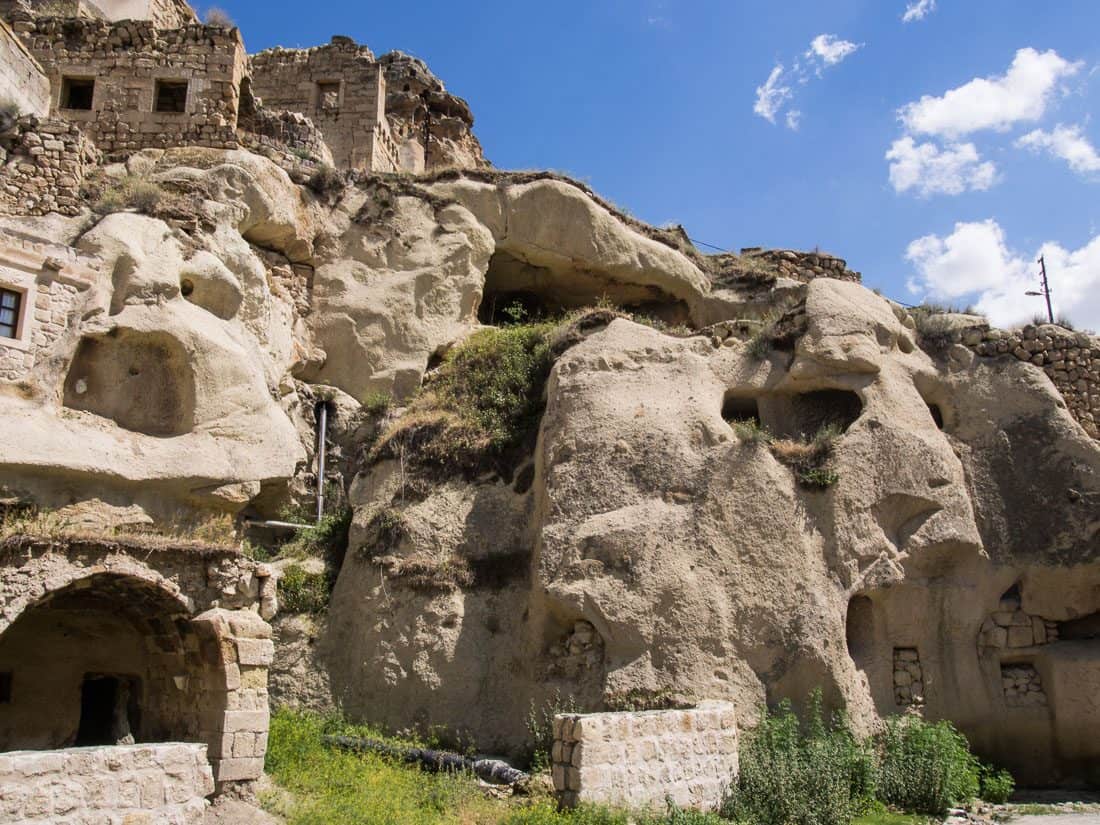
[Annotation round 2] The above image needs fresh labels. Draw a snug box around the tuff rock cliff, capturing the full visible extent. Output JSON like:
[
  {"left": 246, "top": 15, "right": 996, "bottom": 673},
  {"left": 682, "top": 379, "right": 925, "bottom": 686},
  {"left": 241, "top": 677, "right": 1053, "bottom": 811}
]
[{"left": 0, "top": 147, "right": 1097, "bottom": 788}]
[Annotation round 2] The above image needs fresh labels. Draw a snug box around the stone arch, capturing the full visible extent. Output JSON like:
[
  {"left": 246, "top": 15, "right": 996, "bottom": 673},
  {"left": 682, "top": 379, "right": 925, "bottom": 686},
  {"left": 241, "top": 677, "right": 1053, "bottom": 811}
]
[{"left": 0, "top": 565, "right": 271, "bottom": 786}]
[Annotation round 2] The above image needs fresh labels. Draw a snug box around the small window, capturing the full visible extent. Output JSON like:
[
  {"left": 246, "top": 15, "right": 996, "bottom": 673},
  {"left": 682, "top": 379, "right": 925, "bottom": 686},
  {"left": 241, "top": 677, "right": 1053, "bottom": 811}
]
[
  {"left": 60, "top": 76, "right": 95, "bottom": 111},
  {"left": 154, "top": 80, "right": 188, "bottom": 113},
  {"left": 0, "top": 288, "right": 22, "bottom": 339},
  {"left": 317, "top": 81, "right": 341, "bottom": 110},
  {"left": 0, "top": 672, "right": 11, "bottom": 704}
]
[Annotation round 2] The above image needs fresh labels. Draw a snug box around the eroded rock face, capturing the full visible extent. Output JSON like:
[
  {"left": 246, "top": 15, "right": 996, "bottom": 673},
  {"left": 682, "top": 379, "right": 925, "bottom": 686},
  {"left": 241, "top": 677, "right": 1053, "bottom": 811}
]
[
  {"left": 325, "top": 279, "right": 1100, "bottom": 783},
  {"left": 0, "top": 147, "right": 1097, "bottom": 786}
]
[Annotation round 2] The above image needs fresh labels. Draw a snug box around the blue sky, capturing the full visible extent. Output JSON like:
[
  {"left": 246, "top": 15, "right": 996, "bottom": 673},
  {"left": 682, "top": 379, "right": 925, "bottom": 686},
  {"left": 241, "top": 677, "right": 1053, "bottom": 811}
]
[{"left": 226, "top": 0, "right": 1100, "bottom": 329}]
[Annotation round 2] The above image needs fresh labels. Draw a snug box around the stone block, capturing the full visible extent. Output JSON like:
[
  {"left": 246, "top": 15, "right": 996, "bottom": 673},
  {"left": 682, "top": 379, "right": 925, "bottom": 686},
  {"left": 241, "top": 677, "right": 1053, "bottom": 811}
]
[{"left": 1008, "top": 625, "right": 1035, "bottom": 648}]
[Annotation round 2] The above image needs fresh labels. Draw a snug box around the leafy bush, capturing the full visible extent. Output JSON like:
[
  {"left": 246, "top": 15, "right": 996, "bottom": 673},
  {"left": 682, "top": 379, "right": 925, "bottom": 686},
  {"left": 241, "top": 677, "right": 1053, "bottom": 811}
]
[
  {"left": 525, "top": 689, "right": 580, "bottom": 772},
  {"left": 722, "top": 694, "right": 876, "bottom": 825},
  {"left": 979, "top": 764, "right": 1015, "bottom": 804},
  {"left": 876, "top": 716, "right": 979, "bottom": 815},
  {"left": 375, "top": 323, "right": 555, "bottom": 474},
  {"left": 730, "top": 418, "right": 772, "bottom": 445},
  {"left": 277, "top": 563, "right": 330, "bottom": 615}
]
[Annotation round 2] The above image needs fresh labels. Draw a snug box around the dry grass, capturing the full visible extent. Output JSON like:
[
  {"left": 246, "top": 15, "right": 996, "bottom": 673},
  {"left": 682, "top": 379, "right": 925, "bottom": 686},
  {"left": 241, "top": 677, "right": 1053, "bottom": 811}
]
[
  {"left": 377, "top": 551, "right": 472, "bottom": 592},
  {"left": 0, "top": 508, "right": 242, "bottom": 554}
]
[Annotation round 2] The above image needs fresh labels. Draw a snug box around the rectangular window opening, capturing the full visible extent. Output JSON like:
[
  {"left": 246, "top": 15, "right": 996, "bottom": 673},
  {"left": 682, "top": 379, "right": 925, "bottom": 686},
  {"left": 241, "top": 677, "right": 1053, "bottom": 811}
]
[
  {"left": 154, "top": 80, "right": 188, "bottom": 113},
  {"left": 60, "top": 76, "right": 95, "bottom": 111},
  {"left": 0, "top": 288, "right": 23, "bottom": 340},
  {"left": 317, "top": 81, "right": 341, "bottom": 111},
  {"left": 0, "top": 672, "right": 11, "bottom": 704}
]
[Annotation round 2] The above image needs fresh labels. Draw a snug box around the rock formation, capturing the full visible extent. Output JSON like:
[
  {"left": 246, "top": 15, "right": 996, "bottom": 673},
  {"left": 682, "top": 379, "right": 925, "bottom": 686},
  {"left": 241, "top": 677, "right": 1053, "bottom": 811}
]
[{"left": 0, "top": 3, "right": 1098, "bottom": 803}]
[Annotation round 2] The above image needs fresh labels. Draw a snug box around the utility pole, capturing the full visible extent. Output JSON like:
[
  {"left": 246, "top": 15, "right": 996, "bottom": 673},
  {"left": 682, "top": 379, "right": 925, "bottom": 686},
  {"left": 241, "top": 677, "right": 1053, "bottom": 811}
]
[{"left": 1025, "top": 255, "right": 1054, "bottom": 324}]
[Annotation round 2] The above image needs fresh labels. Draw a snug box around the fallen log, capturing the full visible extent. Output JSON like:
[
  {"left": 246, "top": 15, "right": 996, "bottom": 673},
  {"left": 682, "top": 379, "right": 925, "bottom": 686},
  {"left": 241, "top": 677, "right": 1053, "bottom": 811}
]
[{"left": 321, "top": 735, "right": 529, "bottom": 787}]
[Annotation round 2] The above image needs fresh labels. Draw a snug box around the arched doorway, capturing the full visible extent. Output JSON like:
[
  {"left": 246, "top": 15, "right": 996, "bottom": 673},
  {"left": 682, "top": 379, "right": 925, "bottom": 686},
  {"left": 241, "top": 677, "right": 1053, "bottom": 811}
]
[{"left": 0, "top": 572, "right": 223, "bottom": 752}]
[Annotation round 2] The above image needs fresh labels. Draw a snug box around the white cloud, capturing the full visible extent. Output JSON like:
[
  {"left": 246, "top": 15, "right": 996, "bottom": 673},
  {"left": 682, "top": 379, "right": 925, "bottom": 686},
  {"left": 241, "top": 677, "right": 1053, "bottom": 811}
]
[
  {"left": 886, "top": 137, "right": 998, "bottom": 196},
  {"left": 806, "top": 34, "right": 861, "bottom": 67},
  {"left": 754, "top": 34, "right": 861, "bottom": 127},
  {"left": 906, "top": 219, "right": 1100, "bottom": 329},
  {"left": 754, "top": 64, "right": 792, "bottom": 124},
  {"left": 902, "top": 0, "right": 936, "bottom": 23},
  {"left": 1017, "top": 124, "right": 1100, "bottom": 175},
  {"left": 899, "top": 48, "right": 1083, "bottom": 138}
]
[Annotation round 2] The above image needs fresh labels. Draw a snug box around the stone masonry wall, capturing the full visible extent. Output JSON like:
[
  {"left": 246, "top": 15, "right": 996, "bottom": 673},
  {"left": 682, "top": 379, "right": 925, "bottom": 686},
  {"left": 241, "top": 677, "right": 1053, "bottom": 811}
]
[
  {"left": 961, "top": 323, "right": 1100, "bottom": 439},
  {"left": 0, "top": 17, "right": 50, "bottom": 118},
  {"left": 0, "top": 115, "right": 99, "bottom": 216},
  {"left": 552, "top": 702, "right": 738, "bottom": 811},
  {"left": 11, "top": 16, "right": 247, "bottom": 155},
  {"left": 0, "top": 742, "right": 213, "bottom": 824},
  {"left": 250, "top": 37, "right": 399, "bottom": 172},
  {"left": 0, "top": 228, "right": 100, "bottom": 380},
  {"left": 741, "top": 248, "right": 862, "bottom": 284}
]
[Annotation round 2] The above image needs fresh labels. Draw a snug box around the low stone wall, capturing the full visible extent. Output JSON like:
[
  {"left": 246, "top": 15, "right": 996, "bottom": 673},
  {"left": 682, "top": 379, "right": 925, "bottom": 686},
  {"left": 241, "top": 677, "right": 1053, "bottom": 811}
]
[
  {"left": 0, "top": 742, "right": 213, "bottom": 824},
  {"left": 741, "top": 247, "right": 862, "bottom": 284},
  {"left": 237, "top": 106, "right": 333, "bottom": 167},
  {"left": 552, "top": 702, "right": 738, "bottom": 811},
  {"left": 962, "top": 323, "right": 1099, "bottom": 439},
  {"left": 0, "top": 115, "right": 100, "bottom": 216}
]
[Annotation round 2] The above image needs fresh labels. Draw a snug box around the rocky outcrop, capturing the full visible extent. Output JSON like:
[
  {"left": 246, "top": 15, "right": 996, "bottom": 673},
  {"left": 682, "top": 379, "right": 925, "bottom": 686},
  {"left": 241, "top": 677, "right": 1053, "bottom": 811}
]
[{"left": 0, "top": 145, "right": 1096, "bottom": 788}]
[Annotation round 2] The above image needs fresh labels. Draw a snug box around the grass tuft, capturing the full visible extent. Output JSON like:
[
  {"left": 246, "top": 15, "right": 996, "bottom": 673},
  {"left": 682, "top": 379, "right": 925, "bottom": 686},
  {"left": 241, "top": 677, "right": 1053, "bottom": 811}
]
[{"left": 94, "top": 175, "right": 166, "bottom": 215}]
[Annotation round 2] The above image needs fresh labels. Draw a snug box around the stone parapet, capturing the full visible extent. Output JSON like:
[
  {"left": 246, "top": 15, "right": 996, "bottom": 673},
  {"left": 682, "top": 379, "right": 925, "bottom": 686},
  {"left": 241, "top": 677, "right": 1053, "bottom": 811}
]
[
  {"left": 741, "top": 247, "right": 862, "bottom": 284},
  {"left": 552, "top": 702, "right": 738, "bottom": 812},
  {"left": 959, "top": 322, "right": 1100, "bottom": 439},
  {"left": 0, "top": 742, "right": 213, "bottom": 824}
]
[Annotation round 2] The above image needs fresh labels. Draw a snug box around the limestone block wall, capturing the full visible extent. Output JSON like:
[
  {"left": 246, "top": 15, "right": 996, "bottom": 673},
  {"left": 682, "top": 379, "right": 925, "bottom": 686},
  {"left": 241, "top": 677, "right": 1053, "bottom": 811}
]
[
  {"left": 0, "top": 227, "right": 101, "bottom": 379},
  {"left": 0, "top": 18, "right": 49, "bottom": 118},
  {"left": 552, "top": 702, "right": 738, "bottom": 811},
  {"left": 0, "top": 742, "right": 213, "bottom": 824},
  {"left": 962, "top": 323, "right": 1099, "bottom": 438},
  {"left": 11, "top": 16, "right": 247, "bottom": 155},
  {"left": 0, "top": 115, "right": 100, "bottom": 216},
  {"left": 892, "top": 648, "right": 925, "bottom": 707},
  {"left": 236, "top": 103, "right": 334, "bottom": 167},
  {"left": 250, "top": 37, "right": 400, "bottom": 172}
]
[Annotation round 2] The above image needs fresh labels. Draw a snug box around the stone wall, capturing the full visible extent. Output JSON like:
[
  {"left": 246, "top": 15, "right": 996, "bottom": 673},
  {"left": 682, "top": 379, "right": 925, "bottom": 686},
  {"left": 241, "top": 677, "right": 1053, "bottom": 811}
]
[
  {"left": 961, "top": 322, "right": 1099, "bottom": 438},
  {"left": 0, "top": 115, "right": 99, "bottom": 216},
  {"left": 0, "top": 742, "right": 213, "bottom": 824},
  {"left": 10, "top": 16, "right": 247, "bottom": 155},
  {"left": 0, "top": 18, "right": 49, "bottom": 118},
  {"left": 250, "top": 36, "right": 399, "bottom": 172},
  {"left": 740, "top": 247, "right": 862, "bottom": 284},
  {"left": 0, "top": 537, "right": 276, "bottom": 786},
  {"left": 552, "top": 702, "right": 738, "bottom": 811},
  {"left": 892, "top": 647, "right": 925, "bottom": 707},
  {"left": 236, "top": 99, "right": 333, "bottom": 168},
  {"left": 0, "top": 227, "right": 101, "bottom": 379}
]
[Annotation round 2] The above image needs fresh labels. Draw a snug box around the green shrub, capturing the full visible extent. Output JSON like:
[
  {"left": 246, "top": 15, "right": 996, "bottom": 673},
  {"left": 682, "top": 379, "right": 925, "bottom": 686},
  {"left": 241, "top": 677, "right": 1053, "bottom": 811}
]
[
  {"left": 730, "top": 418, "right": 772, "bottom": 445},
  {"left": 979, "top": 764, "right": 1015, "bottom": 804},
  {"left": 876, "top": 716, "right": 979, "bottom": 815},
  {"left": 375, "top": 323, "right": 555, "bottom": 473},
  {"left": 722, "top": 694, "right": 876, "bottom": 825},
  {"left": 277, "top": 563, "right": 331, "bottom": 615},
  {"left": 525, "top": 689, "right": 580, "bottom": 772}
]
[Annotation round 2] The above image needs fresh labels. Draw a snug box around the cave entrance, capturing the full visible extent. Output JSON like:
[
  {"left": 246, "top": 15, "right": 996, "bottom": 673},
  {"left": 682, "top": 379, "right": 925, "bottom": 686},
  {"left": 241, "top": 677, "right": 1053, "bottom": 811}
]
[
  {"left": 76, "top": 674, "right": 141, "bottom": 746},
  {"left": 477, "top": 250, "right": 691, "bottom": 326},
  {"left": 1058, "top": 611, "right": 1100, "bottom": 641},
  {"left": 845, "top": 595, "right": 874, "bottom": 669},
  {"left": 721, "top": 394, "right": 760, "bottom": 426}
]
